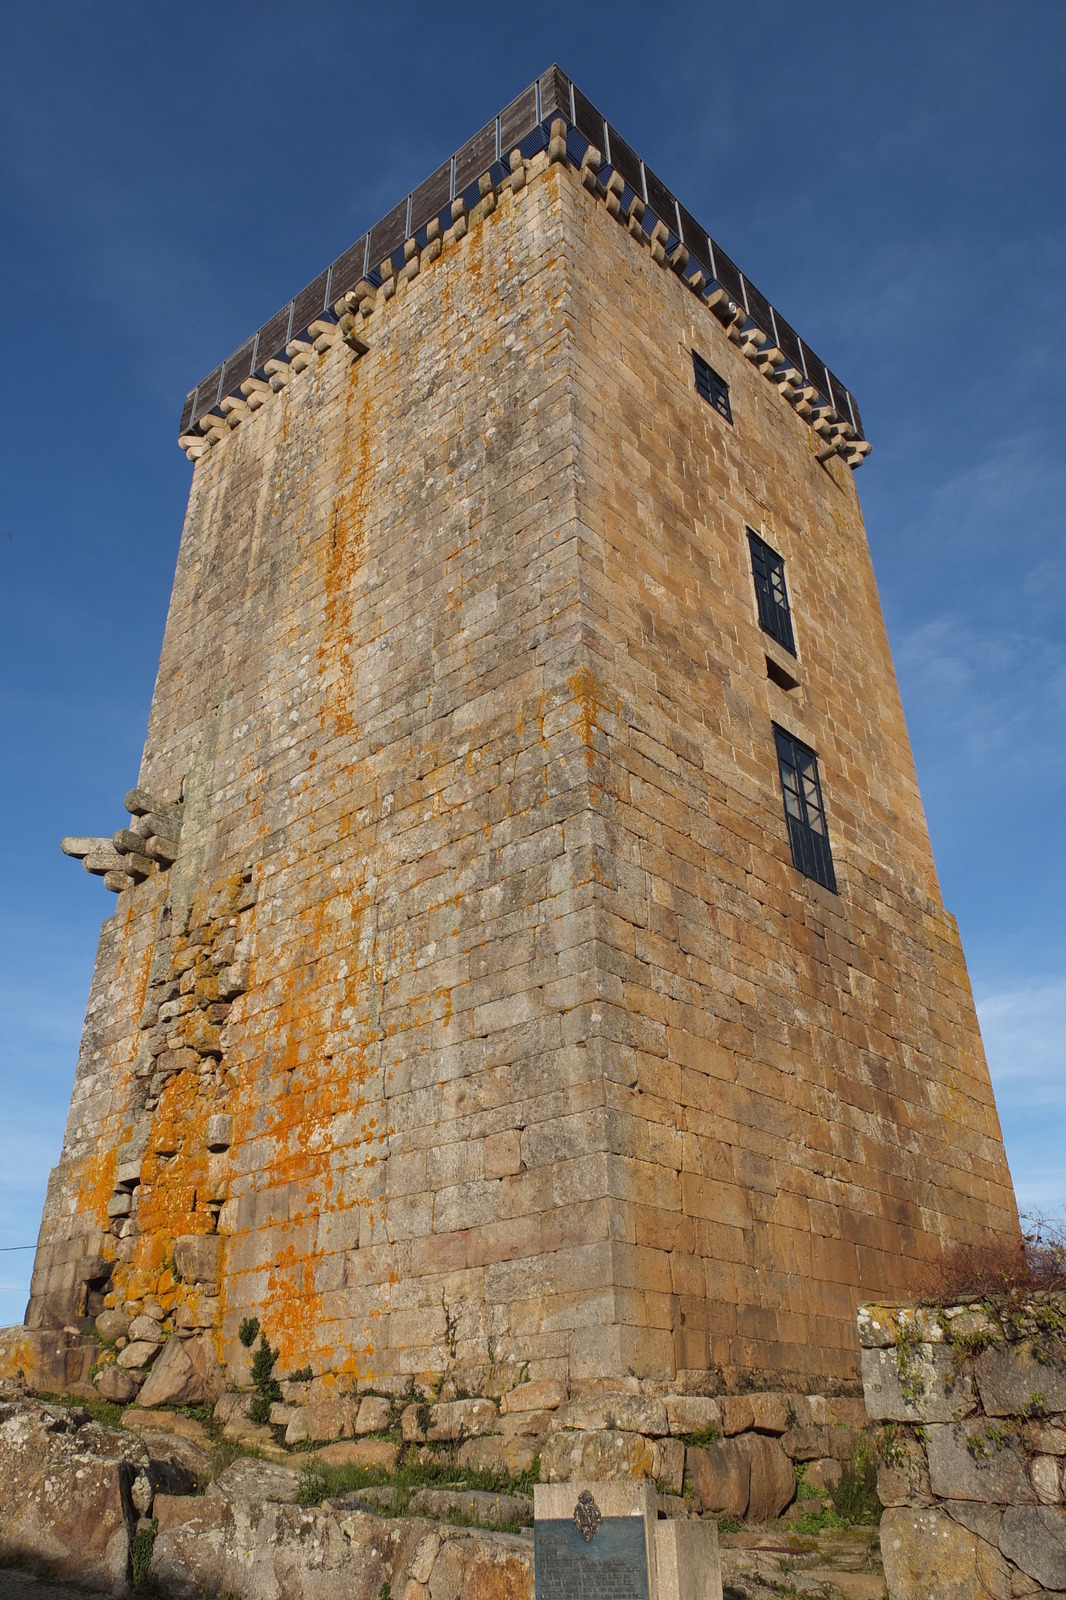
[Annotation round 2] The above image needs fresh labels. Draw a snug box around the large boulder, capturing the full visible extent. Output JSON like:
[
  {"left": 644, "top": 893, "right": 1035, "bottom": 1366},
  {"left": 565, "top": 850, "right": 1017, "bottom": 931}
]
[
  {"left": 685, "top": 1439, "right": 750, "bottom": 1519},
  {"left": 740, "top": 1434, "right": 795, "bottom": 1520},
  {"left": 136, "top": 1333, "right": 224, "bottom": 1408},
  {"left": 880, "top": 1506, "right": 1012, "bottom": 1600},
  {"left": 0, "top": 1394, "right": 147, "bottom": 1589}
]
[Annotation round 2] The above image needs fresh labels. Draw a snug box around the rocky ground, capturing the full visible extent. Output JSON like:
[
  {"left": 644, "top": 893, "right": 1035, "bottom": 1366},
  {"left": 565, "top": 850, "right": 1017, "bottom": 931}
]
[{"left": 0, "top": 1385, "right": 883, "bottom": 1599}]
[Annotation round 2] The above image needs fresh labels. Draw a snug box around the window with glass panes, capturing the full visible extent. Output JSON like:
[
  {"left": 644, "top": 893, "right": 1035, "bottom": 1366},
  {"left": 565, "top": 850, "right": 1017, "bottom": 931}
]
[
  {"left": 748, "top": 530, "right": 795, "bottom": 654},
  {"left": 692, "top": 351, "right": 732, "bottom": 423},
  {"left": 773, "top": 726, "right": 836, "bottom": 891}
]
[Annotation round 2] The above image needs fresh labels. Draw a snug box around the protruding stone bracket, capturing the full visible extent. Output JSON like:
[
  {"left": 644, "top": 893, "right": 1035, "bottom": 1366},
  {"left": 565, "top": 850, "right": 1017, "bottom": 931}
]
[
  {"left": 61, "top": 785, "right": 183, "bottom": 894},
  {"left": 177, "top": 98, "right": 869, "bottom": 469}
]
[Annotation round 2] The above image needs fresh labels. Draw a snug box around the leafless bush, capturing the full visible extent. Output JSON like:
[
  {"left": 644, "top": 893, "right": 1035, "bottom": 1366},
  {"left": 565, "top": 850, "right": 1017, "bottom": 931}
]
[{"left": 923, "top": 1213, "right": 1066, "bottom": 1302}]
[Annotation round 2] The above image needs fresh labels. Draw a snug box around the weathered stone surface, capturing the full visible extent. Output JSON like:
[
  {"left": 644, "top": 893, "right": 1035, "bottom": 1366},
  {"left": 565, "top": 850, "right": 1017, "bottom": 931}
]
[
  {"left": 1031, "top": 1452, "right": 1062, "bottom": 1504},
  {"left": 943, "top": 1500, "right": 1004, "bottom": 1545},
  {"left": 457, "top": 1435, "right": 539, "bottom": 1478},
  {"left": 0, "top": 1327, "right": 94, "bottom": 1394},
  {"left": 427, "top": 1398, "right": 499, "bottom": 1441},
  {"left": 499, "top": 1379, "right": 566, "bottom": 1415},
  {"left": 880, "top": 1506, "right": 1012, "bottom": 1600},
  {"left": 127, "top": 1314, "right": 165, "bottom": 1344},
  {"left": 0, "top": 1396, "right": 146, "bottom": 1588},
  {"left": 553, "top": 1395, "right": 669, "bottom": 1436},
  {"left": 94, "top": 1363, "right": 140, "bottom": 1402},
  {"left": 719, "top": 1397, "right": 755, "bottom": 1436},
  {"left": 136, "top": 1333, "right": 224, "bottom": 1408},
  {"left": 739, "top": 1434, "right": 795, "bottom": 1520},
  {"left": 925, "top": 1421, "right": 1035, "bottom": 1504},
  {"left": 356, "top": 1395, "right": 394, "bottom": 1433},
  {"left": 664, "top": 1395, "right": 722, "bottom": 1436},
  {"left": 861, "top": 1343, "right": 976, "bottom": 1422},
  {"left": 205, "top": 1456, "right": 300, "bottom": 1503},
  {"left": 747, "top": 1393, "right": 792, "bottom": 1434},
  {"left": 539, "top": 1427, "right": 659, "bottom": 1484},
  {"left": 975, "top": 1341, "right": 1066, "bottom": 1418},
  {"left": 173, "top": 1234, "right": 220, "bottom": 1284},
  {"left": 136, "top": 1427, "right": 215, "bottom": 1494},
  {"left": 456, "top": 1539, "right": 533, "bottom": 1600},
  {"left": 313, "top": 1438, "right": 399, "bottom": 1472},
  {"left": 117, "top": 1338, "right": 162, "bottom": 1370},
  {"left": 686, "top": 1440, "right": 750, "bottom": 1518},
  {"left": 876, "top": 1433, "right": 933, "bottom": 1508},
  {"left": 284, "top": 1396, "right": 360, "bottom": 1444},
  {"left": 999, "top": 1505, "right": 1066, "bottom": 1588},
  {"left": 94, "top": 1309, "right": 130, "bottom": 1342},
  {"left": 408, "top": 1488, "right": 532, "bottom": 1527},
  {"left": 803, "top": 1457, "right": 842, "bottom": 1493}
]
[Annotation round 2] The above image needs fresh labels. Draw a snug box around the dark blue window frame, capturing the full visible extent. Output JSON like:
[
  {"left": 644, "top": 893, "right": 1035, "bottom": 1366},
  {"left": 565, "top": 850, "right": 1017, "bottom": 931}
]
[
  {"left": 692, "top": 351, "right": 732, "bottom": 423},
  {"left": 773, "top": 726, "right": 837, "bottom": 892},
  {"left": 748, "top": 530, "right": 795, "bottom": 655}
]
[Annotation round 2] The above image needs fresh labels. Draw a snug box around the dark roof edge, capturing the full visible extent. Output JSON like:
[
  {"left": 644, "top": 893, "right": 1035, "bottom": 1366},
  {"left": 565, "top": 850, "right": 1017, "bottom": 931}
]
[{"left": 179, "top": 64, "right": 867, "bottom": 447}]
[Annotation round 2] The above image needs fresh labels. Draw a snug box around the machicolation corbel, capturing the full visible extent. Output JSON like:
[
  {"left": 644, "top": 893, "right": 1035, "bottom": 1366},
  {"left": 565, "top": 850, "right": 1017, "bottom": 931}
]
[{"left": 61, "top": 784, "right": 182, "bottom": 893}]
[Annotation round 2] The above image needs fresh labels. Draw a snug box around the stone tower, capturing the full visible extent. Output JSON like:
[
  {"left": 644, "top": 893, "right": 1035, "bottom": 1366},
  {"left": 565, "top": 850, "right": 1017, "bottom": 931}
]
[{"left": 27, "top": 67, "right": 1017, "bottom": 1394}]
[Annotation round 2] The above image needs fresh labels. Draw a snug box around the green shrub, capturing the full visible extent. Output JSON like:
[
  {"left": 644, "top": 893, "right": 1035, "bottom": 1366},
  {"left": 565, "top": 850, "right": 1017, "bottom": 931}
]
[
  {"left": 238, "top": 1317, "right": 260, "bottom": 1348},
  {"left": 130, "top": 1518, "right": 157, "bottom": 1585},
  {"left": 829, "top": 1438, "right": 881, "bottom": 1525}
]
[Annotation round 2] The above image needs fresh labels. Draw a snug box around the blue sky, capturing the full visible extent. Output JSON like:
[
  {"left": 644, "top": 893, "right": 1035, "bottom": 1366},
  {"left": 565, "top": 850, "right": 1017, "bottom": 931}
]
[{"left": 1, "top": 2, "right": 1062, "bottom": 1323}]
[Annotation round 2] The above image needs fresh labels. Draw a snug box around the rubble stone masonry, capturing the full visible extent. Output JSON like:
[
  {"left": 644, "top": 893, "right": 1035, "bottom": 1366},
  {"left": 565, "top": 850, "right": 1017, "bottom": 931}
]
[{"left": 25, "top": 147, "right": 1017, "bottom": 1395}]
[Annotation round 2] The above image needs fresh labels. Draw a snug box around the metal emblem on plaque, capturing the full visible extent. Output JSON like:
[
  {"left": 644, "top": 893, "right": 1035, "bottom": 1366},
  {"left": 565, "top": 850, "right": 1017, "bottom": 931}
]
[{"left": 573, "top": 1489, "right": 602, "bottom": 1542}]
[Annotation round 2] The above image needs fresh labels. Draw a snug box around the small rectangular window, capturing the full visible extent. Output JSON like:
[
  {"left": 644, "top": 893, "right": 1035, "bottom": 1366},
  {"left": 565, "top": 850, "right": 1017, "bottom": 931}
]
[
  {"left": 773, "top": 726, "right": 837, "bottom": 892},
  {"left": 692, "top": 351, "right": 732, "bottom": 423},
  {"left": 748, "top": 529, "right": 795, "bottom": 655}
]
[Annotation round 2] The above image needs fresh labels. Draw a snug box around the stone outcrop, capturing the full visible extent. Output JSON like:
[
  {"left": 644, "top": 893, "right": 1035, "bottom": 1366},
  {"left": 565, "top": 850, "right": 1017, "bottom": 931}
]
[
  {"left": 0, "top": 1393, "right": 193, "bottom": 1590},
  {"left": 860, "top": 1294, "right": 1066, "bottom": 1598}
]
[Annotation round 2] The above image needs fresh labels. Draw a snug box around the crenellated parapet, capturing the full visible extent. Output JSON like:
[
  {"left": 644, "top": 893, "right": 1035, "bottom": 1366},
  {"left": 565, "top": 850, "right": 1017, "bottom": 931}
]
[{"left": 177, "top": 64, "right": 870, "bottom": 473}]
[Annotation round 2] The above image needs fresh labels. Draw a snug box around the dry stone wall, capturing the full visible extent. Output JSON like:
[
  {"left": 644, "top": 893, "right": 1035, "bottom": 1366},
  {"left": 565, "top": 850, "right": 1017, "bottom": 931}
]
[
  {"left": 859, "top": 1295, "right": 1066, "bottom": 1596},
  {"left": 23, "top": 137, "right": 1016, "bottom": 1400}
]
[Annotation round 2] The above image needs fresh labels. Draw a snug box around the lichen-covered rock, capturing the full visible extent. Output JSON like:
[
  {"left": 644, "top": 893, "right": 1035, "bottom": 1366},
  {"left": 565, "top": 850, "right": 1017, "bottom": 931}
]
[
  {"left": 457, "top": 1435, "right": 539, "bottom": 1478},
  {"left": 876, "top": 1432, "right": 933, "bottom": 1508},
  {"left": 356, "top": 1395, "right": 394, "bottom": 1433},
  {"left": 861, "top": 1343, "right": 976, "bottom": 1422},
  {"left": 0, "top": 1395, "right": 148, "bottom": 1589},
  {"left": 880, "top": 1505, "right": 1012, "bottom": 1599},
  {"left": 552, "top": 1395, "right": 668, "bottom": 1436},
  {"left": 426, "top": 1398, "right": 499, "bottom": 1442},
  {"left": 925, "top": 1421, "right": 1035, "bottom": 1505},
  {"left": 664, "top": 1395, "right": 721, "bottom": 1436},
  {"left": 539, "top": 1427, "right": 659, "bottom": 1484},
  {"left": 499, "top": 1379, "right": 566, "bottom": 1415},
  {"left": 998, "top": 1504, "right": 1066, "bottom": 1589},
  {"left": 313, "top": 1439, "right": 399, "bottom": 1472},
  {"left": 173, "top": 1234, "right": 220, "bottom": 1285},
  {"left": 94, "top": 1363, "right": 140, "bottom": 1402},
  {"left": 205, "top": 1456, "right": 300, "bottom": 1503},
  {"left": 136, "top": 1333, "right": 224, "bottom": 1408},
  {"left": 975, "top": 1339, "right": 1066, "bottom": 1418},
  {"left": 283, "top": 1396, "right": 360, "bottom": 1444}
]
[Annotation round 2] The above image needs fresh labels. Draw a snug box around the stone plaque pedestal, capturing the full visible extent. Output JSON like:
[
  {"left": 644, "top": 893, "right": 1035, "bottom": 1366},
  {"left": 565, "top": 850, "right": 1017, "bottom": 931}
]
[{"left": 534, "top": 1483, "right": 721, "bottom": 1600}]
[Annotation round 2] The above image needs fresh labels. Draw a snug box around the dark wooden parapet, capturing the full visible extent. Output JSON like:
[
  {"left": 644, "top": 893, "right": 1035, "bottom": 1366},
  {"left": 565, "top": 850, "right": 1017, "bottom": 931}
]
[{"left": 179, "top": 64, "right": 867, "bottom": 458}]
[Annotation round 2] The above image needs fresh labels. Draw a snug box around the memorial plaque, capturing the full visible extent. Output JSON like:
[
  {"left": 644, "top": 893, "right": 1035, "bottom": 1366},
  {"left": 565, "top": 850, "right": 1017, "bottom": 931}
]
[{"left": 535, "top": 1502, "right": 650, "bottom": 1600}]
